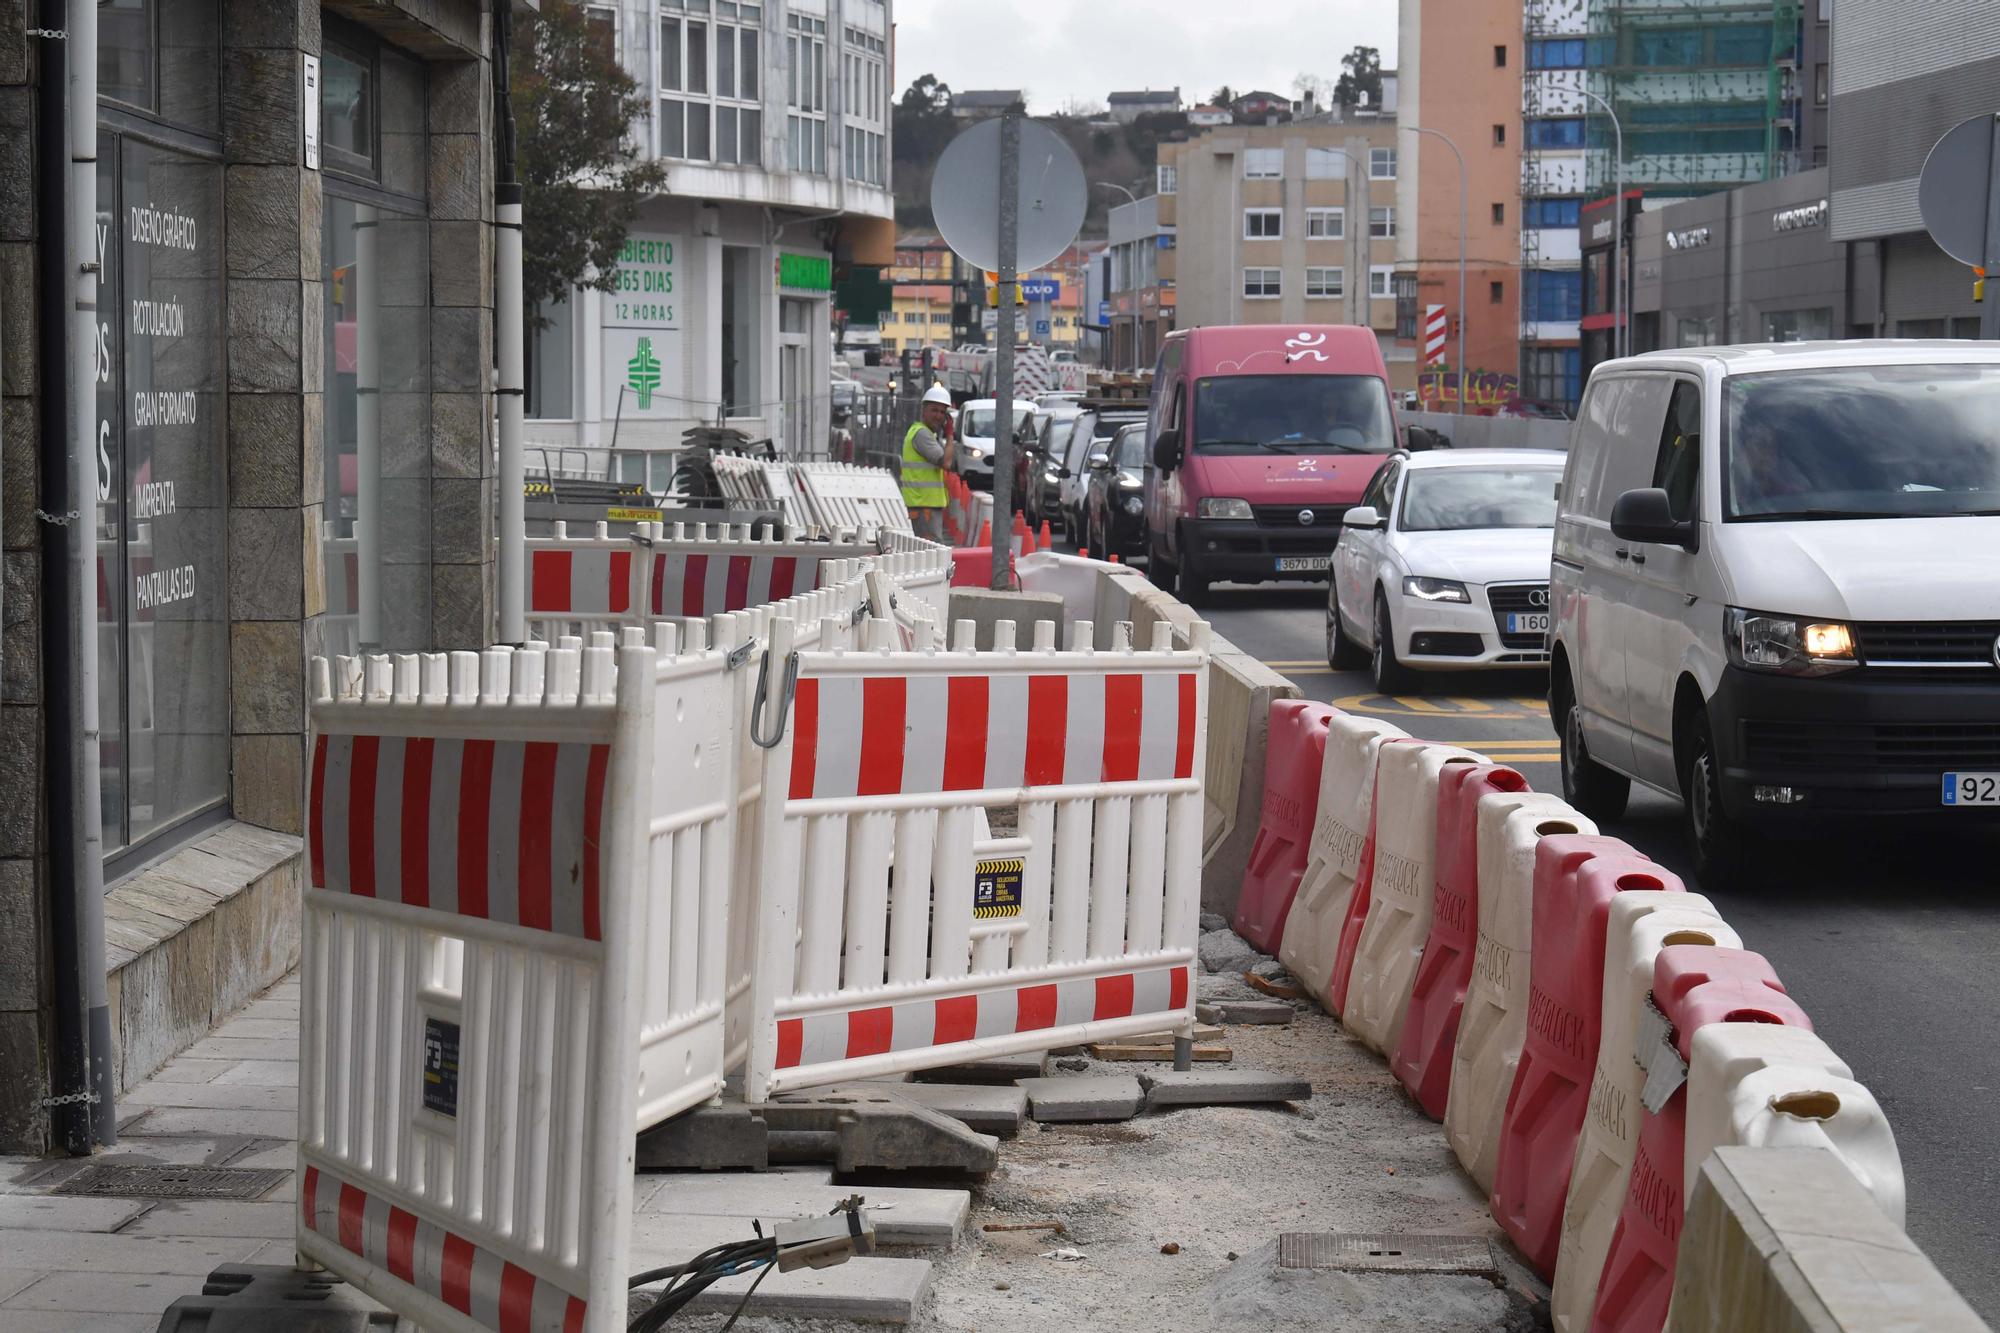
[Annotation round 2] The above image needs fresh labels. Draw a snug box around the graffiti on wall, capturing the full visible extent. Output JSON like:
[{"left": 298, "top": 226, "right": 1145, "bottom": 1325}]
[{"left": 1418, "top": 368, "right": 1522, "bottom": 410}]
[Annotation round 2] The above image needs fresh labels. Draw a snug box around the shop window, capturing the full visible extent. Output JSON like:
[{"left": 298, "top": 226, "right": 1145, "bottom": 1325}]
[
  {"left": 98, "top": 0, "right": 221, "bottom": 133},
  {"left": 721, "top": 246, "right": 759, "bottom": 414},
  {"left": 95, "top": 130, "right": 228, "bottom": 862}
]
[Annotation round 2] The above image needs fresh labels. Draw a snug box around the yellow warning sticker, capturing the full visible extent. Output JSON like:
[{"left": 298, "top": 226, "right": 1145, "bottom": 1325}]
[
  {"left": 607, "top": 506, "right": 665, "bottom": 523},
  {"left": 975, "top": 858, "right": 1024, "bottom": 919}
]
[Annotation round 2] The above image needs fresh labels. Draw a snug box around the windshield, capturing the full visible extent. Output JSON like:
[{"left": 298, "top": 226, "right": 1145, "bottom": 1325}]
[
  {"left": 1113, "top": 430, "right": 1147, "bottom": 469},
  {"left": 1398, "top": 468, "right": 1560, "bottom": 532},
  {"left": 1725, "top": 365, "right": 2000, "bottom": 520},
  {"left": 963, "top": 407, "right": 1034, "bottom": 439},
  {"left": 1042, "top": 420, "right": 1076, "bottom": 460},
  {"left": 1192, "top": 374, "right": 1396, "bottom": 454}
]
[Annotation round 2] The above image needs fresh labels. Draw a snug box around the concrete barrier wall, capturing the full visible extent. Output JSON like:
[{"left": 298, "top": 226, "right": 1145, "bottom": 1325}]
[
  {"left": 1406, "top": 410, "right": 1572, "bottom": 452},
  {"left": 1665, "top": 1146, "right": 1990, "bottom": 1333}
]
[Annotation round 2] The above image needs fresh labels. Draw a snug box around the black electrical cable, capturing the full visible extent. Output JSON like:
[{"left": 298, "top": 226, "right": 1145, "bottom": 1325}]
[{"left": 626, "top": 1236, "right": 777, "bottom": 1333}]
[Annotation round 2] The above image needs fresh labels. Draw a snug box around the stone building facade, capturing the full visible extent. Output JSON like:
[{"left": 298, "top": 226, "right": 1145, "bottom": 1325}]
[{"left": 0, "top": 0, "right": 501, "bottom": 1153}]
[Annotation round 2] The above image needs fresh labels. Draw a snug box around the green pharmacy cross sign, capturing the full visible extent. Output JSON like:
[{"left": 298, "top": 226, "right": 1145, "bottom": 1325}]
[{"left": 627, "top": 336, "right": 663, "bottom": 409}]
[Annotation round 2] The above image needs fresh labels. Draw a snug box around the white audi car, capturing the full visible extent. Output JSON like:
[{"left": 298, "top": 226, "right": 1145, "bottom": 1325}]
[{"left": 1326, "top": 449, "right": 1563, "bottom": 693}]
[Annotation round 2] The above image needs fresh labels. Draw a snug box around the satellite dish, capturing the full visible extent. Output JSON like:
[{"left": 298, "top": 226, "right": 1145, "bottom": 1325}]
[{"left": 930, "top": 116, "right": 1088, "bottom": 274}]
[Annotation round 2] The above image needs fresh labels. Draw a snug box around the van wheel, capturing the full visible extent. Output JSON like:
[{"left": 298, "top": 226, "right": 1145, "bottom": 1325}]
[
  {"left": 1371, "top": 592, "right": 1416, "bottom": 694},
  {"left": 1682, "top": 711, "right": 1752, "bottom": 886},
  {"left": 1560, "top": 693, "right": 1631, "bottom": 821},
  {"left": 1147, "top": 538, "right": 1176, "bottom": 592}
]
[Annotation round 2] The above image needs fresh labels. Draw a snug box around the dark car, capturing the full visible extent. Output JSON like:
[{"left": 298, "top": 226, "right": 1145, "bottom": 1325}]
[
  {"left": 1018, "top": 406, "right": 1082, "bottom": 529},
  {"left": 1061, "top": 408, "right": 1146, "bottom": 541},
  {"left": 1083, "top": 424, "right": 1150, "bottom": 561}
]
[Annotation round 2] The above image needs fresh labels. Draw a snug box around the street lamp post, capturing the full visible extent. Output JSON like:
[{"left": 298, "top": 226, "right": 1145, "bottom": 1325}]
[
  {"left": 1580, "top": 88, "right": 1625, "bottom": 361},
  {"left": 1097, "top": 181, "right": 1141, "bottom": 371},
  {"left": 1401, "top": 125, "right": 1467, "bottom": 417}
]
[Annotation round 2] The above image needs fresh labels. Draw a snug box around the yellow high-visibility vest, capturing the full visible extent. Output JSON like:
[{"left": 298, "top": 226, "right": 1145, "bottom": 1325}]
[{"left": 901, "top": 422, "right": 946, "bottom": 508}]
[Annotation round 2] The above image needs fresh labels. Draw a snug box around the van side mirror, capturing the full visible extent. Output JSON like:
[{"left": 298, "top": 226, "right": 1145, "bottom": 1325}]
[
  {"left": 1152, "top": 427, "right": 1183, "bottom": 472},
  {"left": 1610, "top": 487, "right": 1699, "bottom": 551}
]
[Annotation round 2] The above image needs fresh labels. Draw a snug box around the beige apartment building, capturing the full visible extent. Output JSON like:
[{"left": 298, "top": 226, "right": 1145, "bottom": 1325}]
[{"left": 1157, "top": 118, "right": 1416, "bottom": 392}]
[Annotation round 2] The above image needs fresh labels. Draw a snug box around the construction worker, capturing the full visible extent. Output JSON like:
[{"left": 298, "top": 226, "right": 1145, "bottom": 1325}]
[{"left": 902, "top": 384, "right": 955, "bottom": 541}]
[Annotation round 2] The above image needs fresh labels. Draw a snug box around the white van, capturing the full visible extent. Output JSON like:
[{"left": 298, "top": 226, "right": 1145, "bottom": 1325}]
[{"left": 1548, "top": 342, "right": 2000, "bottom": 881}]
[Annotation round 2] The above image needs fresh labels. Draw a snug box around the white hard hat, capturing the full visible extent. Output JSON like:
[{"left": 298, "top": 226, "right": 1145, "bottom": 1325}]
[{"left": 922, "top": 384, "right": 952, "bottom": 406}]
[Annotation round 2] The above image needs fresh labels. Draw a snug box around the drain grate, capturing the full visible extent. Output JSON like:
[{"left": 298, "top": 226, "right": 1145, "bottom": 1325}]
[
  {"left": 53, "top": 1164, "right": 289, "bottom": 1201},
  {"left": 1276, "top": 1232, "right": 1497, "bottom": 1276}
]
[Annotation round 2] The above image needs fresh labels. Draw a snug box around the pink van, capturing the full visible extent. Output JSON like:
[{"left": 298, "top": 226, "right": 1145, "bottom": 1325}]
[{"left": 1143, "top": 325, "right": 1401, "bottom": 603}]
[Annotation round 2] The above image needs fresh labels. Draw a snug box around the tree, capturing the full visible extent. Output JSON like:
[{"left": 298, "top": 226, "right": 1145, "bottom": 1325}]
[
  {"left": 513, "top": 0, "right": 669, "bottom": 319},
  {"left": 1207, "top": 85, "right": 1236, "bottom": 110},
  {"left": 1058, "top": 95, "right": 1105, "bottom": 120},
  {"left": 898, "top": 72, "right": 952, "bottom": 117},
  {"left": 1333, "top": 45, "right": 1384, "bottom": 110},
  {"left": 1292, "top": 72, "right": 1334, "bottom": 110}
]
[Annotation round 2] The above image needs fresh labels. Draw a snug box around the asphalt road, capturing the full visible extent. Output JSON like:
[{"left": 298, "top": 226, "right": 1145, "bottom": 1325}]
[{"left": 1177, "top": 578, "right": 2000, "bottom": 1318}]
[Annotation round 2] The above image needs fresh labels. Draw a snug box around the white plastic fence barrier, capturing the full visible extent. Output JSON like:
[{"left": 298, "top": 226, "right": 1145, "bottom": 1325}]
[
  {"left": 1281, "top": 714, "right": 1409, "bottom": 1008},
  {"left": 712, "top": 454, "right": 813, "bottom": 533},
  {"left": 794, "top": 462, "right": 914, "bottom": 537},
  {"left": 1445, "top": 797, "right": 1597, "bottom": 1193},
  {"left": 525, "top": 523, "right": 647, "bottom": 641},
  {"left": 300, "top": 641, "right": 680, "bottom": 1332},
  {"left": 1681, "top": 1024, "right": 1904, "bottom": 1229},
  {"left": 740, "top": 616, "right": 1211, "bottom": 1100},
  {"left": 1341, "top": 741, "right": 1485, "bottom": 1058},
  {"left": 1550, "top": 892, "right": 1740, "bottom": 1333}
]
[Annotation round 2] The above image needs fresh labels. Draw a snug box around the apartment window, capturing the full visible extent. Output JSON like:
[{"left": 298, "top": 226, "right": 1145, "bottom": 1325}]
[
  {"left": 1493, "top": 123, "right": 1506, "bottom": 147},
  {"left": 1491, "top": 202, "right": 1505, "bottom": 225},
  {"left": 1305, "top": 147, "right": 1347, "bottom": 180},
  {"left": 662, "top": 7, "right": 763, "bottom": 166},
  {"left": 1244, "top": 208, "right": 1283, "bottom": 240},
  {"left": 1524, "top": 347, "right": 1582, "bottom": 405},
  {"left": 1394, "top": 272, "right": 1418, "bottom": 337},
  {"left": 584, "top": 4, "right": 619, "bottom": 64},
  {"left": 843, "top": 27, "right": 888, "bottom": 186},
  {"left": 1524, "top": 269, "right": 1583, "bottom": 322},
  {"left": 1244, "top": 147, "right": 1284, "bottom": 179},
  {"left": 1528, "top": 37, "right": 1587, "bottom": 69},
  {"left": 1369, "top": 147, "right": 1397, "bottom": 179},
  {"left": 1306, "top": 207, "right": 1344, "bottom": 239},
  {"left": 1157, "top": 163, "right": 1177, "bottom": 194},
  {"left": 1368, "top": 265, "right": 1395, "bottom": 299},
  {"left": 1305, "top": 267, "right": 1343, "bottom": 299},
  {"left": 1370, "top": 207, "right": 1395, "bottom": 239},
  {"left": 1527, "top": 117, "right": 1586, "bottom": 149},
  {"left": 1243, "top": 267, "right": 1282, "bottom": 299},
  {"left": 1490, "top": 280, "right": 1505, "bottom": 304},
  {"left": 1815, "top": 63, "right": 1828, "bottom": 105},
  {"left": 788, "top": 13, "right": 829, "bottom": 173},
  {"left": 1494, "top": 44, "right": 1508, "bottom": 67},
  {"left": 1818, "top": 0, "right": 1830, "bottom": 17},
  {"left": 1524, "top": 197, "right": 1581, "bottom": 228}
]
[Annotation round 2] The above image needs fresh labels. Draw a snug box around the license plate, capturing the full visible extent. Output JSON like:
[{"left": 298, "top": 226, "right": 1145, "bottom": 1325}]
[
  {"left": 1506, "top": 612, "right": 1551, "bottom": 634},
  {"left": 1276, "top": 556, "right": 1329, "bottom": 572},
  {"left": 1943, "top": 773, "right": 2000, "bottom": 805}
]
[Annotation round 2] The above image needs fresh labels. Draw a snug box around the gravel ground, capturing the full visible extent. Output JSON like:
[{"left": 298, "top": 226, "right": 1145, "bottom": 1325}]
[{"left": 657, "top": 964, "right": 1549, "bottom": 1332}]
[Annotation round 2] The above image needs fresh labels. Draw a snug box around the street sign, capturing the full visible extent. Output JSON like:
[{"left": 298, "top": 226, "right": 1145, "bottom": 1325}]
[
  {"left": 1097, "top": 300, "right": 1110, "bottom": 323},
  {"left": 930, "top": 118, "right": 1088, "bottom": 273},
  {"left": 1021, "top": 278, "right": 1060, "bottom": 302},
  {"left": 1918, "top": 113, "right": 2000, "bottom": 267},
  {"left": 1034, "top": 319, "right": 1051, "bottom": 337}
]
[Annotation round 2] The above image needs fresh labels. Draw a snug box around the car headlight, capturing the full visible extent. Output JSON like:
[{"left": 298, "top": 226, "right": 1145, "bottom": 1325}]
[
  {"left": 1402, "top": 576, "right": 1470, "bottom": 604},
  {"left": 963, "top": 444, "right": 987, "bottom": 460},
  {"left": 1725, "top": 608, "right": 1857, "bottom": 676},
  {"left": 1197, "top": 497, "right": 1253, "bottom": 520},
  {"left": 1123, "top": 495, "right": 1145, "bottom": 515}
]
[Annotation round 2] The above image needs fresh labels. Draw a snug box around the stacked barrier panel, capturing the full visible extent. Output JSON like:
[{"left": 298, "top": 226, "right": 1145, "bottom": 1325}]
[
  {"left": 300, "top": 639, "right": 723, "bottom": 1333},
  {"left": 741, "top": 616, "right": 1211, "bottom": 1100},
  {"left": 794, "top": 462, "right": 914, "bottom": 536}
]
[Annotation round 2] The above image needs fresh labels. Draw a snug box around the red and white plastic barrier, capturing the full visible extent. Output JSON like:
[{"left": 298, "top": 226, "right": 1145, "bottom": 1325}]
[
  {"left": 1493, "top": 852, "right": 1679, "bottom": 1279},
  {"left": 1339, "top": 741, "right": 1484, "bottom": 1057},
  {"left": 741, "top": 615, "right": 1210, "bottom": 1100},
  {"left": 1233, "top": 701, "right": 1336, "bottom": 956},
  {"left": 301, "top": 637, "right": 732, "bottom": 1333},
  {"left": 1549, "top": 893, "right": 1740, "bottom": 1333},
  {"left": 1391, "top": 763, "right": 1533, "bottom": 1119},
  {"left": 1279, "top": 714, "right": 1408, "bottom": 1008},
  {"left": 1445, "top": 821, "right": 1608, "bottom": 1192}
]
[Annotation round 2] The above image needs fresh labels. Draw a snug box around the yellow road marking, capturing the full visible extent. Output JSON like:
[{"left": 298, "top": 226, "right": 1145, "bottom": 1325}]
[
  {"left": 1262, "top": 660, "right": 1331, "bottom": 670},
  {"left": 1331, "top": 693, "right": 1542, "bottom": 719}
]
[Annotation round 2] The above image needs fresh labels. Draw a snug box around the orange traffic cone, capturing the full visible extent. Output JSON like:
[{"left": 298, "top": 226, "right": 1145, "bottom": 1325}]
[
  {"left": 1012, "top": 510, "right": 1033, "bottom": 556},
  {"left": 1110, "top": 552, "right": 1121, "bottom": 562},
  {"left": 1078, "top": 547, "right": 1090, "bottom": 559},
  {"left": 976, "top": 518, "right": 992, "bottom": 548},
  {"left": 1039, "top": 520, "right": 1054, "bottom": 550}
]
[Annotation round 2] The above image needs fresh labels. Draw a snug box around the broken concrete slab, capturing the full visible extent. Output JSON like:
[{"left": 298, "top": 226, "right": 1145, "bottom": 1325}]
[
  {"left": 1198, "top": 928, "right": 1264, "bottom": 975},
  {"left": 865, "top": 1081, "right": 1027, "bottom": 1138},
  {"left": 1197, "top": 999, "right": 1296, "bottom": 1026},
  {"left": 636, "top": 1091, "right": 1000, "bottom": 1175},
  {"left": 628, "top": 1214, "right": 933, "bottom": 1323},
  {"left": 911, "top": 1050, "right": 1048, "bottom": 1084},
  {"left": 1017, "top": 1075, "right": 1145, "bottom": 1123},
  {"left": 1139, "top": 1068, "right": 1312, "bottom": 1109},
  {"left": 635, "top": 1173, "right": 970, "bottom": 1247},
  {"left": 1200, "top": 911, "right": 1229, "bottom": 933}
]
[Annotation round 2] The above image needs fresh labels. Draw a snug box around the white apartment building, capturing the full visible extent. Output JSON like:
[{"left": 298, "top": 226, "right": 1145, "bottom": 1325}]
[{"left": 525, "top": 0, "right": 897, "bottom": 487}]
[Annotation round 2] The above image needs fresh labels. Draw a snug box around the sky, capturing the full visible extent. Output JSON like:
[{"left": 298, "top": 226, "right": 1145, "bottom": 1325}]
[{"left": 891, "top": 0, "right": 1401, "bottom": 116}]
